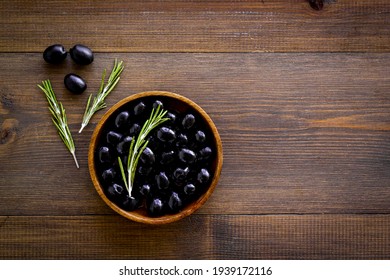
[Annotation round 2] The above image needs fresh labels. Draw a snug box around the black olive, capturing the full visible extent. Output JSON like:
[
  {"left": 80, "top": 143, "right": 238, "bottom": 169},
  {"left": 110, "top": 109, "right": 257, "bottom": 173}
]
[
  {"left": 140, "top": 147, "right": 155, "bottom": 165},
  {"left": 120, "top": 195, "right": 142, "bottom": 211},
  {"left": 106, "top": 183, "right": 124, "bottom": 199},
  {"left": 195, "top": 130, "right": 206, "bottom": 143},
  {"left": 69, "top": 44, "right": 94, "bottom": 65},
  {"left": 133, "top": 102, "right": 146, "bottom": 116},
  {"left": 148, "top": 198, "right": 165, "bottom": 216},
  {"left": 98, "top": 146, "right": 112, "bottom": 163},
  {"left": 138, "top": 165, "right": 153, "bottom": 176},
  {"left": 106, "top": 131, "right": 122, "bottom": 145},
  {"left": 153, "top": 100, "right": 164, "bottom": 109},
  {"left": 166, "top": 112, "right": 177, "bottom": 124},
  {"left": 102, "top": 168, "right": 116, "bottom": 182},
  {"left": 156, "top": 171, "right": 170, "bottom": 190},
  {"left": 199, "top": 147, "right": 212, "bottom": 160},
  {"left": 129, "top": 123, "right": 141, "bottom": 136},
  {"left": 182, "top": 114, "right": 195, "bottom": 130},
  {"left": 157, "top": 127, "right": 176, "bottom": 142},
  {"left": 168, "top": 192, "right": 182, "bottom": 212},
  {"left": 115, "top": 111, "right": 130, "bottom": 128},
  {"left": 179, "top": 148, "right": 196, "bottom": 164},
  {"left": 116, "top": 136, "right": 132, "bottom": 155},
  {"left": 184, "top": 183, "right": 196, "bottom": 196},
  {"left": 176, "top": 133, "right": 188, "bottom": 147},
  {"left": 43, "top": 44, "right": 67, "bottom": 64},
  {"left": 64, "top": 73, "right": 87, "bottom": 94},
  {"left": 139, "top": 184, "right": 151, "bottom": 196},
  {"left": 173, "top": 167, "right": 189, "bottom": 182},
  {"left": 160, "top": 150, "right": 175, "bottom": 165},
  {"left": 197, "top": 168, "right": 210, "bottom": 184}
]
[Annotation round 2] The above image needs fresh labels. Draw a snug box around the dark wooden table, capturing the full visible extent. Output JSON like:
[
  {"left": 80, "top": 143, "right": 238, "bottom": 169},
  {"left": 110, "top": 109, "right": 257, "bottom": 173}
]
[{"left": 1, "top": 0, "right": 389, "bottom": 259}]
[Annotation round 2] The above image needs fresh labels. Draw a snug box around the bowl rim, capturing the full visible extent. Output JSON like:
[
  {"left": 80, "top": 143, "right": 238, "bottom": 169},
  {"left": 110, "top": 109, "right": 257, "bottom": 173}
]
[{"left": 88, "top": 91, "right": 223, "bottom": 224}]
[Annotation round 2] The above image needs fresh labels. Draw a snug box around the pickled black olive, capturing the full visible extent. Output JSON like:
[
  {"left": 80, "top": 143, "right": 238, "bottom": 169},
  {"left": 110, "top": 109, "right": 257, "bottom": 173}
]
[
  {"left": 160, "top": 150, "right": 175, "bottom": 165},
  {"left": 199, "top": 147, "right": 212, "bottom": 160},
  {"left": 182, "top": 114, "right": 195, "bottom": 130},
  {"left": 173, "top": 167, "right": 189, "bottom": 182},
  {"left": 197, "top": 168, "right": 210, "bottom": 184},
  {"left": 102, "top": 168, "right": 116, "bottom": 182},
  {"left": 195, "top": 130, "right": 206, "bottom": 143},
  {"left": 179, "top": 148, "right": 196, "bottom": 163},
  {"left": 64, "top": 73, "right": 87, "bottom": 94},
  {"left": 106, "top": 183, "right": 124, "bottom": 199},
  {"left": 134, "top": 102, "right": 146, "bottom": 116},
  {"left": 156, "top": 172, "right": 170, "bottom": 190},
  {"left": 69, "top": 44, "right": 94, "bottom": 65},
  {"left": 140, "top": 147, "right": 155, "bottom": 165},
  {"left": 184, "top": 183, "right": 196, "bottom": 196},
  {"left": 148, "top": 198, "right": 165, "bottom": 217},
  {"left": 106, "top": 131, "right": 122, "bottom": 145},
  {"left": 121, "top": 195, "right": 141, "bottom": 211},
  {"left": 176, "top": 133, "right": 188, "bottom": 147},
  {"left": 98, "top": 147, "right": 111, "bottom": 163},
  {"left": 139, "top": 184, "right": 151, "bottom": 196},
  {"left": 153, "top": 100, "right": 164, "bottom": 109},
  {"left": 168, "top": 192, "right": 182, "bottom": 212},
  {"left": 43, "top": 44, "right": 67, "bottom": 64},
  {"left": 157, "top": 127, "right": 176, "bottom": 142},
  {"left": 115, "top": 111, "right": 130, "bottom": 128},
  {"left": 137, "top": 165, "right": 153, "bottom": 176},
  {"left": 129, "top": 123, "right": 141, "bottom": 136},
  {"left": 116, "top": 136, "right": 132, "bottom": 155}
]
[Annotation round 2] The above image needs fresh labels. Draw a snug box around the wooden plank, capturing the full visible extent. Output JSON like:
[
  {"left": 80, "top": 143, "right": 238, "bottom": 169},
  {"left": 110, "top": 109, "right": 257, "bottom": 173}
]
[
  {"left": 1, "top": 53, "right": 390, "bottom": 216},
  {"left": 0, "top": 214, "right": 389, "bottom": 259},
  {"left": 0, "top": 0, "right": 389, "bottom": 53}
]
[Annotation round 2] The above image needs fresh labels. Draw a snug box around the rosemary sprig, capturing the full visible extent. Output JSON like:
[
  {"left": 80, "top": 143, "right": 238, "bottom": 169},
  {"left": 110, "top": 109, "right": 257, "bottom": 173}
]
[
  {"left": 79, "top": 59, "right": 124, "bottom": 133},
  {"left": 37, "top": 80, "right": 79, "bottom": 168},
  {"left": 118, "top": 105, "right": 169, "bottom": 197}
]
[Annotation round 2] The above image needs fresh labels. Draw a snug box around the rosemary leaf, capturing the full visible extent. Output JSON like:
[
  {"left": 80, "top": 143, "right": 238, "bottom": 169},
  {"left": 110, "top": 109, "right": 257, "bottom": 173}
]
[
  {"left": 118, "top": 105, "right": 169, "bottom": 197},
  {"left": 79, "top": 59, "right": 124, "bottom": 133},
  {"left": 38, "top": 80, "right": 79, "bottom": 168}
]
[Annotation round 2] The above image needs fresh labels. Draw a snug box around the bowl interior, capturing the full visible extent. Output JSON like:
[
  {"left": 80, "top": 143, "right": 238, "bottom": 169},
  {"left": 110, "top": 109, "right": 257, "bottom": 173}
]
[{"left": 88, "top": 91, "right": 223, "bottom": 224}]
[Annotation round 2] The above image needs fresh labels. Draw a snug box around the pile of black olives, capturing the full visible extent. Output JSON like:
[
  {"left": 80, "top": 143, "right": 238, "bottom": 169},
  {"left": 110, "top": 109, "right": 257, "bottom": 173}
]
[
  {"left": 95, "top": 97, "right": 216, "bottom": 217},
  {"left": 43, "top": 44, "right": 94, "bottom": 94}
]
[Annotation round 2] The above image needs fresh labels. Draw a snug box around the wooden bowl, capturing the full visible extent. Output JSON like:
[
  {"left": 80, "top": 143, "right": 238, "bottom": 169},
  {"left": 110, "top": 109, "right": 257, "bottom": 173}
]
[{"left": 88, "top": 91, "right": 223, "bottom": 224}]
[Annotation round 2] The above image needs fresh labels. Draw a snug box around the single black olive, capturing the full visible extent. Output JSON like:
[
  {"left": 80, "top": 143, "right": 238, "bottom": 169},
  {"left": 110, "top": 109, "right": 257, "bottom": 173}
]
[
  {"left": 199, "top": 147, "right": 212, "bottom": 160},
  {"left": 43, "top": 44, "right": 67, "bottom": 64},
  {"left": 156, "top": 171, "right": 170, "bottom": 190},
  {"left": 153, "top": 100, "right": 164, "bottom": 109},
  {"left": 197, "top": 168, "right": 210, "bottom": 184},
  {"left": 98, "top": 146, "right": 112, "bottom": 163},
  {"left": 148, "top": 198, "right": 165, "bottom": 216},
  {"left": 140, "top": 147, "right": 155, "bottom": 165},
  {"left": 102, "top": 168, "right": 116, "bottom": 182},
  {"left": 182, "top": 114, "right": 195, "bottom": 130},
  {"left": 166, "top": 112, "right": 177, "bottom": 124},
  {"left": 179, "top": 148, "right": 196, "bottom": 163},
  {"left": 173, "top": 167, "right": 189, "bottom": 182},
  {"left": 195, "top": 130, "right": 206, "bottom": 143},
  {"left": 106, "top": 131, "right": 122, "bottom": 145},
  {"left": 160, "top": 150, "right": 175, "bottom": 165},
  {"left": 137, "top": 165, "right": 153, "bottom": 176},
  {"left": 168, "top": 192, "right": 182, "bottom": 212},
  {"left": 116, "top": 136, "right": 132, "bottom": 155},
  {"left": 139, "top": 184, "right": 151, "bottom": 196},
  {"left": 129, "top": 123, "right": 141, "bottom": 136},
  {"left": 69, "top": 44, "right": 94, "bottom": 65},
  {"left": 120, "top": 195, "right": 142, "bottom": 211},
  {"left": 157, "top": 127, "right": 176, "bottom": 142},
  {"left": 64, "top": 73, "right": 87, "bottom": 94},
  {"left": 106, "top": 183, "right": 124, "bottom": 199},
  {"left": 183, "top": 183, "right": 196, "bottom": 196},
  {"left": 176, "top": 133, "right": 188, "bottom": 147},
  {"left": 115, "top": 111, "right": 130, "bottom": 128},
  {"left": 133, "top": 102, "right": 146, "bottom": 116}
]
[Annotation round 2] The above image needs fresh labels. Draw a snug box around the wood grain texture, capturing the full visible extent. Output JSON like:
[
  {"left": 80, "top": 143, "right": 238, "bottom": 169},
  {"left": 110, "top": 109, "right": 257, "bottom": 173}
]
[
  {"left": 1, "top": 53, "right": 389, "bottom": 216},
  {"left": 0, "top": 215, "right": 389, "bottom": 259},
  {"left": 0, "top": 0, "right": 389, "bottom": 53}
]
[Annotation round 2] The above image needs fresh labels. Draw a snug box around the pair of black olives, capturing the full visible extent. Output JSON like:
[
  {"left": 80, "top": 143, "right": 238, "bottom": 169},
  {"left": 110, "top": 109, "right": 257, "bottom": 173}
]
[
  {"left": 43, "top": 44, "right": 94, "bottom": 65},
  {"left": 43, "top": 44, "right": 94, "bottom": 94}
]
